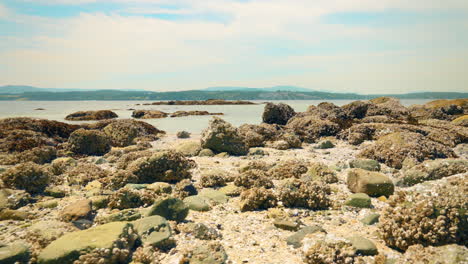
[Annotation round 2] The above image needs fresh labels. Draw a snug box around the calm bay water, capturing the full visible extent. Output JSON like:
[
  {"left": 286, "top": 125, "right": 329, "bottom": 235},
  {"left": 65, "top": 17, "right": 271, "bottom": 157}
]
[{"left": 0, "top": 99, "right": 433, "bottom": 134}]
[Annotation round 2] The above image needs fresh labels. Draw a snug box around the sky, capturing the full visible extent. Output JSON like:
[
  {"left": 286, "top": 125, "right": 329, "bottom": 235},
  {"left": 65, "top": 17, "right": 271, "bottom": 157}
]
[{"left": 1, "top": 0, "right": 468, "bottom": 94}]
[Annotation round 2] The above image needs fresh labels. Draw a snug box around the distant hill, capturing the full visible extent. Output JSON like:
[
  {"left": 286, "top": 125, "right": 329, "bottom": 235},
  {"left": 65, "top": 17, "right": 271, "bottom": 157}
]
[
  {"left": 204, "top": 85, "right": 317, "bottom": 92},
  {"left": 0, "top": 85, "right": 147, "bottom": 94}
]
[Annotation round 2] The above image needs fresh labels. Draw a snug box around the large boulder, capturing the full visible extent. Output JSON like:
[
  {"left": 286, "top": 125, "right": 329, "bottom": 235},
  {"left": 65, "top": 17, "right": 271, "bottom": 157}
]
[
  {"left": 146, "top": 197, "right": 189, "bottom": 222},
  {"left": 200, "top": 117, "right": 248, "bottom": 155},
  {"left": 131, "top": 110, "right": 168, "bottom": 119},
  {"left": 347, "top": 168, "right": 394, "bottom": 197},
  {"left": 0, "top": 243, "right": 30, "bottom": 264},
  {"left": 285, "top": 115, "right": 340, "bottom": 143},
  {"left": 409, "top": 99, "right": 468, "bottom": 121},
  {"left": 59, "top": 199, "right": 92, "bottom": 222},
  {"left": 37, "top": 222, "right": 137, "bottom": 264},
  {"left": 398, "top": 159, "right": 468, "bottom": 186},
  {"left": 1, "top": 162, "right": 50, "bottom": 194},
  {"left": 366, "top": 97, "right": 409, "bottom": 119},
  {"left": 174, "top": 141, "right": 202, "bottom": 157},
  {"left": 127, "top": 150, "right": 193, "bottom": 183},
  {"left": 68, "top": 129, "right": 111, "bottom": 156},
  {"left": 238, "top": 123, "right": 282, "bottom": 148},
  {"left": 262, "top": 103, "right": 296, "bottom": 125},
  {"left": 65, "top": 110, "right": 118, "bottom": 121},
  {"left": 359, "top": 132, "right": 456, "bottom": 169}
]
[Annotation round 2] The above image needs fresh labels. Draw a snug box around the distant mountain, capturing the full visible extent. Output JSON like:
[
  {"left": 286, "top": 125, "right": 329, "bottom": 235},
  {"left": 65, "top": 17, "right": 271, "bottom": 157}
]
[
  {"left": 204, "top": 85, "right": 316, "bottom": 92},
  {"left": 0, "top": 85, "right": 147, "bottom": 94}
]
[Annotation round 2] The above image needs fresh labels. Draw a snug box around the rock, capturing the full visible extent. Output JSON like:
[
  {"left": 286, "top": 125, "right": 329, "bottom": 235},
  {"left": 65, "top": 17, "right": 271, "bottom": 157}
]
[
  {"left": 146, "top": 198, "right": 189, "bottom": 222},
  {"left": 0, "top": 189, "right": 31, "bottom": 210},
  {"left": 49, "top": 157, "right": 77, "bottom": 176},
  {"left": 361, "top": 213, "right": 380, "bottom": 225},
  {"left": 183, "top": 196, "right": 211, "bottom": 212},
  {"left": 398, "top": 159, "right": 468, "bottom": 186},
  {"left": 200, "top": 117, "right": 248, "bottom": 156},
  {"left": 99, "top": 119, "right": 164, "bottom": 147},
  {"left": 89, "top": 196, "right": 109, "bottom": 210},
  {"left": 0, "top": 243, "right": 30, "bottom": 264},
  {"left": 451, "top": 115, "right": 468, "bottom": 126},
  {"left": 174, "top": 141, "right": 201, "bottom": 157},
  {"left": 65, "top": 110, "right": 118, "bottom": 121},
  {"left": 1, "top": 162, "right": 50, "bottom": 194},
  {"left": 269, "top": 140, "right": 290, "bottom": 150},
  {"left": 37, "top": 222, "right": 137, "bottom": 264},
  {"left": 273, "top": 219, "right": 299, "bottom": 231},
  {"left": 199, "top": 170, "right": 227, "bottom": 188},
  {"left": 345, "top": 193, "right": 371, "bottom": 208},
  {"left": 248, "top": 148, "right": 269, "bottom": 156},
  {"left": 132, "top": 215, "right": 173, "bottom": 248},
  {"left": 239, "top": 187, "right": 277, "bottom": 212},
  {"left": 127, "top": 150, "right": 193, "bottom": 183},
  {"left": 124, "top": 183, "right": 147, "bottom": 190},
  {"left": 359, "top": 132, "right": 456, "bottom": 169},
  {"left": 366, "top": 97, "right": 409, "bottom": 119},
  {"left": 198, "top": 189, "right": 229, "bottom": 205},
  {"left": 349, "top": 159, "right": 381, "bottom": 172},
  {"left": 170, "top": 111, "right": 223, "bottom": 118},
  {"left": 183, "top": 241, "right": 228, "bottom": 264},
  {"left": 219, "top": 184, "right": 241, "bottom": 197},
  {"left": 347, "top": 168, "right": 394, "bottom": 197},
  {"left": 285, "top": 115, "right": 341, "bottom": 143},
  {"left": 305, "top": 162, "right": 338, "bottom": 184},
  {"left": 198, "top": 149, "right": 215, "bottom": 157},
  {"left": 95, "top": 209, "right": 141, "bottom": 224},
  {"left": 146, "top": 182, "right": 172, "bottom": 194},
  {"left": 262, "top": 103, "right": 296, "bottom": 125},
  {"left": 68, "top": 129, "right": 111, "bottom": 156},
  {"left": 347, "top": 236, "right": 378, "bottom": 256},
  {"left": 173, "top": 179, "right": 198, "bottom": 199},
  {"left": 131, "top": 110, "right": 168, "bottom": 119},
  {"left": 315, "top": 140, "right": 334, "bottom": 149},
  {"left": 402, "top": 244, "right": 468, "bottom": 264},
  {"left": 44, "top": 186, "right": 66, "bottom": 198},
  {"left": 176, "top": 131, "right": 191, "bottom": 138},
  {"left": 0, "top": 209, "right": 30, "bottom": 221},
  {"left": 286, "top": 226, "right": 325, "bottom": 248},
  {"left": 215, "top": 152, "right": 230, "bottom": 158},
  {"left": 28, "top": 220, "right": 77, "bottom": 245},
  {"left": 60, "top": 199, "right": 92, "bottom": 222}
]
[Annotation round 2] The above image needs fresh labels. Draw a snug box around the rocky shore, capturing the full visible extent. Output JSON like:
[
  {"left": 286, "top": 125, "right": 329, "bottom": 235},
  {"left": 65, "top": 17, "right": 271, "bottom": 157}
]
[
  {"left": 139, "top": 99, "right": 256, "bottom": 106},
  {"left": 132, "top": 110, "right": 224, "bottom": 119},
  {"left": 0, "top": 97, "right": 467, "bottom": 264}
]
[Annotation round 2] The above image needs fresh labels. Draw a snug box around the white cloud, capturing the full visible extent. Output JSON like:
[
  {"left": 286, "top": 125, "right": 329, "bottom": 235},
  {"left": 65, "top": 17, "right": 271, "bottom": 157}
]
[{"left": 1, "top": 0, "right": 468, "bottom": 92}]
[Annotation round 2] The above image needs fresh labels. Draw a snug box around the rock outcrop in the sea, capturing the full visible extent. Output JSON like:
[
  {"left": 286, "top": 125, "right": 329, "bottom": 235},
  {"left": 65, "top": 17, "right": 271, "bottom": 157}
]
[
  {"left": 143, "top": 99, "right": 256, "bottom": 105},
  {"left": 127, "top": 150, "right": 194, "bottom": 183},
  {"left": 358, "top": 132, "right": 456, "bottom": 169},
  {"left": 379, "top": 177, "right": 467, "bottom": 251},
  {"left": 67, "top": 128, "right": 111, "bottom": 156},
  {"left": 65, "top": 110, "right": 118, "bottom": 121},
  {"left": 169, "top": 110, "right": 223, "bottom": 117},
  {"left": 200, "top": 117, "right": 248, "bottom": 155},
  {"left": 132, "top": 110, "right": 168, "bottom": 119},
  {"left": 262, "top": 103, "right": 296, "bottom": 125}
]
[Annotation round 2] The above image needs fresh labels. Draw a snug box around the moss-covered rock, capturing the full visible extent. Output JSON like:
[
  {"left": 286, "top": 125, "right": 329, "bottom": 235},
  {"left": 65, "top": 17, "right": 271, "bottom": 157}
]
[
  {"left": 347, "top": 168, "right": 394, "bottom": 197},
  {"left": 0, "top": 243, "right": 30, "bottom": 264},
  {"left": 146, "top": 197, "right": 189, "bottom": 222},
  {"left": 398, "top": 159, "right": 468, "bottom": 186},
  {"left": 349, "top": 159, "right": 380, "bottom": 172},
  {"left": 345, "top": 193, "right": 371, "bottom": 208},
  {"left": 262, "top": 103, "right": 296, "bottom": 125},
  {"left": 239, "top": 187, "right": 277, "bottom": 212},
  {"left": 132, "top": 215, "right": 173, "bottom": 248},
  {"left": 277, "top": 179, "right": 331, "bottom": 210},
  {"left": 1, "top": 162, "right": 50, "bottom": 194},
  {"left": 68, "top": 129, "right": 111, "bottom": 156},
  {"left": 174, "top": 141, "right": 201, "bottom": 157},
  {"left": 200, "top": 117, "right": 248, "bottom": 156}
]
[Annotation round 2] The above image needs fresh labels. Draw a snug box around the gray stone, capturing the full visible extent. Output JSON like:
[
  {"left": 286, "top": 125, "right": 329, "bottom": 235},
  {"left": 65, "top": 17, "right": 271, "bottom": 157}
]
[
  {"left": 37, "top": 222, "right": 136, "bottom": 264},
  {"left": 219, "top": 184, "right": 241, "bottom": 197},
  {"left": 132, "top": 215, "right": 173, "bottom": 248},
  {"left": 198, "top": 189, "right": 229, "bottom": 205},
  {"left": 345, "top": 193, "right": 371, "bottom": 208},
  {"left": 124, "top": 183, "right": 148, "bottom": 190},
  {"left": 399, "top": 159, "right": 468, "bottom": 186},
  {"left": 146, "top": 198, "right": 189, "bottom": 222},
  {"left": 95, "top": 208, "right": 141, "bottom": 224},
  {"left": 248, "top": 148, "right": 269, "bottom": 156},
  {"left": 273, "top": 220, "right": 300, "bottom": 231},
  {"left": 286, "top": 226, "right": 325, "bottom": 248},
  {"left": 349, "top": 159, "right": 381, "bottom": 172},
  {"left": 175, "top": 141, "right": 202, "bottom": 157},
  {"left": 347, "top": 168, "right": 394, "bottom": 197},
  {"left": 198, "top": 149, "right": 215, "bottom": 157},
  {"left": 183, "top": 196, "right": 211, "bottom": 212},
  {"left": 347, "top": 236, "right": 378, "bottom": 256},
  {"left": 0, "top": 209, "right": 30, "bottom": 221},
  {"left": 0, "top": 243, "right": 30, "bottom": 264},
  {"left": 361, "top": 213, "right": 380, "bottom": 225}
]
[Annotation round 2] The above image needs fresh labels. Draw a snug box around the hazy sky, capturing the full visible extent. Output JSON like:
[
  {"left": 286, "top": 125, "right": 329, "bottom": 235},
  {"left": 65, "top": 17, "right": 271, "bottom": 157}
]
[{"left": 1, "top": 0, "right": 468, "bottom": 93}]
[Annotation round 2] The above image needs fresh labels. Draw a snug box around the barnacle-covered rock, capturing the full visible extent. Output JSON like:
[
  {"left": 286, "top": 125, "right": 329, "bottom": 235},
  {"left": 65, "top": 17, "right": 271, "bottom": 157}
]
[
  {"left": 176, "top": 130, "right": 191, "bottom": 138},
  {"left": 379, "top": 177, "right": 467, "bottom": 251},
  {"left": 303, "top": 239, "right": 357, "bottom": 264},
  {"left": 66, "top": 163, "right": 108, "bottom": 186},
  {"left": 172, "top": 179, "right": 198, "bottom": 199},
  {"left": 401, "top": 244, "right": 468, "bottom": 264},
  {"left": 1, "top": 162, "right": 50, "bottom": 194},
  {"left": 366, "top": 97, "right": 410, "bottom": 119},
  {"left": 49, "top": 157, "right": 77, "bottom": 175},
  {"left": 238, "top": 123, "right": 283, "bottom": 148},
  {"left": 180, "top": 241, "right": 228, "bottom": 264},
  {"left": 234, "top": 169, "right": 273, "bottom": 189},
  {"left": 131, "top": 110, "right": 168, "bottom": 119},
  {"left": 268, "top": 160, "right": 308, "bottom": 180},
  {"left": 262, "top": 102, "right": 296, "bottom": 125},
  {"left": 0, "top": 188, "right": 31, "bottom": 209},
  {"left": 101, "top": 119, "right": 164, "bottom": 147},
  {"left": 239, "top": 187, "right": 277, "bottom": 212},
  {"left": 200, "top": 117, "right": 248, "bottom": 155},
  {"left": 127, "top": 150, "right": 194, "bottom": 183},
  {"left": 398, "top": 159, "right": 468, "bottom": 186},
  {"left": 174, "top": 141, "right": 201, "bottom": 157},
  {"left": 14, "top": 146, "right": 57, "bottom": 165},
  {"left": 409, "top": 98, "right": 467, "bottom": 121},
  {"left": 199, "top": 170, "right": 228, "bottom": 188},
  {"left": 285, "top": 115, "right": 341, "bottom": 143},
  {"left": 65, "top": 110, "right": 118, "bottom": 121},
  {"left": 277, "top": 179, "right": 331, "bottom": 209},
  {"left": 359, "top": 132, "right": 456, "bottom": 169},
  {"left": 68, "top": 128, "right": 111, "bottom": 156},
  {"left": 305, "top": 162, "right": 338, "bottom": 184},
  {"left": 108, "top": 187, "right": 155, "bottom": 209},
  {"left": 37, "top": 222, "right": 137, "bottom": 264},
  {"left": 100, "top": 170, "right": 139, "bottom": 190}
]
